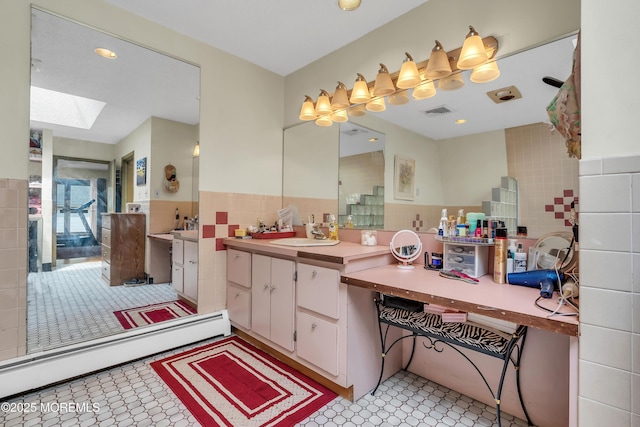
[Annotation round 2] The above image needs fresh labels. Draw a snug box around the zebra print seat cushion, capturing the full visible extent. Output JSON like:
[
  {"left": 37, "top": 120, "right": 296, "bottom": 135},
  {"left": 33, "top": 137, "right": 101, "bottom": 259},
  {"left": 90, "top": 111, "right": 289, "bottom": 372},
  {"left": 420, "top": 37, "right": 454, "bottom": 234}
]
[{"left": 379, "top": 306, "right": 516, "bottom": 356}]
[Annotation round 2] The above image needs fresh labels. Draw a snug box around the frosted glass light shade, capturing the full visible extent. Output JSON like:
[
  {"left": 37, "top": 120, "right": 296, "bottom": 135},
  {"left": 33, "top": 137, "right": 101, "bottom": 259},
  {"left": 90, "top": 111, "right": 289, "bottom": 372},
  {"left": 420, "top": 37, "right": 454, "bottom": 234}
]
[
  {"left": 315, "top": 115, "right": 333, "bottom": 126},
  {"left": 438, "top": 73, "right": 465, "bottom": 91},
  {"left": 349, "top": 104, "right": 366, "bottom": 117},
  {"left": 314, "top": 90, "right": 332, "bottom": 116},
  {"left": 388, "top": 90, "right": 409, "bottom": 105},
  {"left": 470, "top": 60, "right": 500, "bottom": 83},
  {"left": 373, "top": 64, "right": 395, "bottom": 97},
  {"left": 299, "top": 96, "right": 317, "bottom": 121},
  {"left": 425, "top": 41, "right": 452, "bottom": 80},
  {"left": 412, "top": 81, "right": 436, "bottom": 100},
  {"left": 338, "top": 0, "right": 361, "bottom": 11},
  {"left": 366, "top": 93, "right": 386, "bottom": 112},
  {"left": 331, "top": 82, "right": 350, "bottom": 109},
  {"left": 457, "top": 26, "right": 488, "bottom": 70},
  {"left": 350, "top": 74, "right": 371, "bottom": 104},
  {"left": 396, "top": 53, "right": 421, "bottom": 89},
  {"left": 331, "top": 109, "right": 349, "bottom": 122}
]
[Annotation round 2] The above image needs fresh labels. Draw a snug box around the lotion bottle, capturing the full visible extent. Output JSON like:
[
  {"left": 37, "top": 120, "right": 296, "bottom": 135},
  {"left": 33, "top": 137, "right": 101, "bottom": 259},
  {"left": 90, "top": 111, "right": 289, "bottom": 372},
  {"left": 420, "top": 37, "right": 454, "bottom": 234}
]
[{"left": 328, "top": 214, "right": 339, "bottom": 240}]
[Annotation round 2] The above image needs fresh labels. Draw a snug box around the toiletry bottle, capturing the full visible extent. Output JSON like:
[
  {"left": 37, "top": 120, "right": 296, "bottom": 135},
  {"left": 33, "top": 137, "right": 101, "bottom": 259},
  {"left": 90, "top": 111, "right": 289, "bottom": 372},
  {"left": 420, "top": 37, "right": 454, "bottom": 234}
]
[
  {"left": 474, "top": 220, "right": 482, "bottom": 237},
  {"left": 346, "top": 215, "right": 354, "bottom": 229},
  {"left": 328, "top": 214, "right": 339, "bottom": 240},
  {"left": 514, "top": 243, "right": 527, "bottom": 272},
  {"left": 439, "top": 209, "right": 448, "bottom": 237},
  {"left": 507, "top": 239, "right": 517, "bottom": 274},
  {"left": 493, "top": 228, "right": 508, "bottom": 284}
]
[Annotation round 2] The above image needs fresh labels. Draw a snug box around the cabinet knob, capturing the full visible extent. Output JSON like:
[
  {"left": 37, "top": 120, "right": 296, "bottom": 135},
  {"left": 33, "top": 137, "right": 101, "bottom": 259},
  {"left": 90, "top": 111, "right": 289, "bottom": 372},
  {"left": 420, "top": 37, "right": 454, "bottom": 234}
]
[
  {"left": 189, "top": 260, "right": 197, "bottom": 264},
  {"left": 269, "top": 285, "right": 275, "bottom": 292},
  {"left": 235, "top": 293, "right": 240, "bottom": 298},
  {"left": 312, "top": 270, "right": 317, "bottom": 278},
  {"left": 103, "top": 252, "right": 107, "bottom": 257},
  {"left": 311, "top": 323, "right": 317, "bottom": 330}
]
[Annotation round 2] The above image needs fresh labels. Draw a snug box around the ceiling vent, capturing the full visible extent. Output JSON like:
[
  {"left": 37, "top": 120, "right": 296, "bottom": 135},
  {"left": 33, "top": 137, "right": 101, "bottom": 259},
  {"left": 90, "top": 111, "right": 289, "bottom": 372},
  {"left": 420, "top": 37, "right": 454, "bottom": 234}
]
[
  {"left": 341, "top": 128, "right": 368, "bottom": 136},
  {"left": 423, "top": 105, "right": 453, "bottom": 117},
  {"left": 487, "top": 86, "right": 523, "bottom": 104}
]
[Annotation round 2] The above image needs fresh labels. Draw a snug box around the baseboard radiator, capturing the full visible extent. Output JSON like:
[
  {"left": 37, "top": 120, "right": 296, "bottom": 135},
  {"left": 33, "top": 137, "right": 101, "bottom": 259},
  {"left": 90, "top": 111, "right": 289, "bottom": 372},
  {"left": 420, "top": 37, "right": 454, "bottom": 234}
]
[{"left": 0, "top": 311, "right": 230, "bottom": 399}]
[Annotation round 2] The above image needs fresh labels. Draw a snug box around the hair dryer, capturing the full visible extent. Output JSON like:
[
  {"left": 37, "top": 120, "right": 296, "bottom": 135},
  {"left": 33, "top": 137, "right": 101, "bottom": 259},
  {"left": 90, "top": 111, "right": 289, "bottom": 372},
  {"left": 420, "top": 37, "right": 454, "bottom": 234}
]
[{"left": 507, "top": 269, "right": 564, "bottom": 298}]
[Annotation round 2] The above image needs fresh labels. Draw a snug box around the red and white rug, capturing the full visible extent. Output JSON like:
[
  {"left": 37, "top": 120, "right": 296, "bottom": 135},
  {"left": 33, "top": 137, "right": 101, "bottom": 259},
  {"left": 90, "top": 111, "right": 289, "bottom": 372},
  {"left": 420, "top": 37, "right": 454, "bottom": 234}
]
[
  {"left": 151, "top": 336, "right": 337, "bottom": 426},
  {"left": 114, "top": 300, "right": 196, "bottom": 330}
]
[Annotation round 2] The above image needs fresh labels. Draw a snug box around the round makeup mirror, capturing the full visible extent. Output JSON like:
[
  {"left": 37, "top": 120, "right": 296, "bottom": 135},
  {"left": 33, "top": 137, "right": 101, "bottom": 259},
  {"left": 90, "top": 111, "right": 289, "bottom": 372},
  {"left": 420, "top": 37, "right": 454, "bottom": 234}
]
[
  {"left": 390, "top": 229, "right": 422, "bottom": 269},
  {"left": 532, "top": 231, "right": 577, "bottom": 271}
]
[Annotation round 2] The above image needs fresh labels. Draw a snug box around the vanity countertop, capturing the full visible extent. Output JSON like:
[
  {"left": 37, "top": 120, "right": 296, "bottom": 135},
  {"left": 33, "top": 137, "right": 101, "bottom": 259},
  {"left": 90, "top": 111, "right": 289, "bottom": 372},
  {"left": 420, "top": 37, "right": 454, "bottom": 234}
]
[
  {"left": 171, "top": 230, "right": 198, "bottom": 242},
  {"left": 148, "top": 233, "right": 174, "bottom": 242},
  {"left": 224, "top": 237, "right": 392, "bottom": 269}
]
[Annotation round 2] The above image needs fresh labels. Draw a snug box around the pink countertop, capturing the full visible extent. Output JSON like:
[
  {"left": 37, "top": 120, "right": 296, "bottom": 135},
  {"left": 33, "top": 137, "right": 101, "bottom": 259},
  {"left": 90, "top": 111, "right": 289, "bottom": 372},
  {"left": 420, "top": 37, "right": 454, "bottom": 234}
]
[
  {"left": 342, "top": 264, "right": 579, "bottom": 336},
  {"left": 224, "top": 238, "right": 391, "bottom": 265}
]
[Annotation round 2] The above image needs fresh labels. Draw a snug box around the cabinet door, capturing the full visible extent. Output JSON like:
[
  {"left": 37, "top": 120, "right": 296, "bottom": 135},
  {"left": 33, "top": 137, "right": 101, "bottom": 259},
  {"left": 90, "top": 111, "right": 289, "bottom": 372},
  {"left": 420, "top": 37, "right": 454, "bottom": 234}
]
[
  {"left": 270, "top": 257, "right": 295, "bottom": 352},
  {"left": 297, "top": 311, "right": 339, "bottom": 376},
  {"left": 172, "top": 264, "right": 184, "bottom": 293},
  {"left": 227, "top": 249, "right": 251, "bottom": 288},
  {"left": 251, "top": 254, "right": 271, "bottom": 340},
  {"left": 227, "top": 283, "right": 251, "bottom": 329},
  {"left": 297, "top": 263, "right": 340, "bottom": 320},
  {"left": 183, "top": 241, "right": 198, "bottom": 301},
  {"left": 172, "top": 239, "right": 184, "bottom": 264}
]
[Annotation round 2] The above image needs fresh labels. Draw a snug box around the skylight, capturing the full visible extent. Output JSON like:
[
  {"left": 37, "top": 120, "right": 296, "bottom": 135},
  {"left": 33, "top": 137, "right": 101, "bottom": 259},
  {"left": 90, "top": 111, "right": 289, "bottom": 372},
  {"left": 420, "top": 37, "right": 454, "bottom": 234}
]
[{"left": 30, "top": 86, "right": 106, "bottom": 129}]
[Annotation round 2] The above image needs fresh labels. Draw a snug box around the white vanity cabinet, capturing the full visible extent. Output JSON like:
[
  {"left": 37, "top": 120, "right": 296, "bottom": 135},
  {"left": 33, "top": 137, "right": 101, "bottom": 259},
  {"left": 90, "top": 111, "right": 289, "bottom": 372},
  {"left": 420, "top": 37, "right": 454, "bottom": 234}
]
[
  {"left": 296, "top": 263, "right": 341, "bottom": 376},
  {"left": 226, "top": 249, "right": 252, "bottom": 329},
  {"left": 172, "top": 238, "right": 184, "bottom": 293},
  {"left": 251, "top": 254, "right": 295, "bottom": 352},
  {"left": 172, "top": 237, "right": 198, "bottom": 303}
]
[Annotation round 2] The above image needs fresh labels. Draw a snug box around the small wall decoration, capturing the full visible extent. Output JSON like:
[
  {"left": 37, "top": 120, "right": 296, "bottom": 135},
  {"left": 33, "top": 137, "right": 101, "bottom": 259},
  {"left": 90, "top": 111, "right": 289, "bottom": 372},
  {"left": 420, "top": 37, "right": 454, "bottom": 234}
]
[
  {"left": 136, "top": 157, "right": 147, "bottom": 186},
  {"left": 394, "top": 155, "right": 415, "bottom": 201},
  {"left": 163, "top": 164, "right": 180, "bottom": 193}
]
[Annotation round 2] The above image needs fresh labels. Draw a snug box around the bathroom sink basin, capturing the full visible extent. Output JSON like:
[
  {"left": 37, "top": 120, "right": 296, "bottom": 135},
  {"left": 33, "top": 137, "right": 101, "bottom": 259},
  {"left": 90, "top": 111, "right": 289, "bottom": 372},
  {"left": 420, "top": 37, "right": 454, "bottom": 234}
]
[{"left": 269, "top": 238, "right": 340, "bottom": 247}]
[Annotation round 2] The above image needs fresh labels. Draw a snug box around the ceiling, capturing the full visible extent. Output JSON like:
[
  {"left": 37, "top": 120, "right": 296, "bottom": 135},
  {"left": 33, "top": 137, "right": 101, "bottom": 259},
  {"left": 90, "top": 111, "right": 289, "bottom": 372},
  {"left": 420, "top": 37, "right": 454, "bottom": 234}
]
[{"left": 30, "top": 2, "right": 576, "bottom": 145}]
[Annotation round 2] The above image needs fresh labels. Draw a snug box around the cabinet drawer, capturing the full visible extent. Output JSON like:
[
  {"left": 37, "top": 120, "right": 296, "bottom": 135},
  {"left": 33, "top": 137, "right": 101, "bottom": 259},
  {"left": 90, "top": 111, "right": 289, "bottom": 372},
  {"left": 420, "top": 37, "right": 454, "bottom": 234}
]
[
  {"left": 172, "top": 239, "right": 184, "bottom": 264},
  {"left": 101, "top": 228, "right": 111, "bottom": 246},
  {"left": 297, "top": 263, "right": 339, "bottom": 319},
  {"left": 296, "top": 311, "right": 338, "bottom": 376},
  {"left": 101, "top": 261, "right": 110, "bottom": 280},
  {"left": 101, "top": 245, "right": 111, "bottom": 263},
  {"left": 227, "top": 249, "right": 251, "bottom": 288},
  {"left": 102, "top": 214, "right": 111, "bottom": 230},
  {"left": 227, "top": 283, "right": 251, "bottom": 329}
]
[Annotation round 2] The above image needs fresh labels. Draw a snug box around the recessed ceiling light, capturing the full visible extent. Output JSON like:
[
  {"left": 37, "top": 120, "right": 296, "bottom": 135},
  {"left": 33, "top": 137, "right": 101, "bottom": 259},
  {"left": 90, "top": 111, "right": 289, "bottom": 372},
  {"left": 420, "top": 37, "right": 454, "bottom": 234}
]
[
  {"left": 95, "top": 47, "right": 117, "bottom": 59},
  {"left": 455, "top": 119, "right": 467, "bottom": 124},
  {"left": 368, "top": 137, "right": 378, "bottom": 142}
]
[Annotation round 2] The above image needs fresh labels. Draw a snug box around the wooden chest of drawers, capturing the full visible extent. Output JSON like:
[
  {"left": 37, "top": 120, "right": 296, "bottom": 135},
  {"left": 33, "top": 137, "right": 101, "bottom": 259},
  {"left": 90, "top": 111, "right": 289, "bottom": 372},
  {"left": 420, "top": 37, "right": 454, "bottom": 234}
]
[{"left": 101, "top": 213, "right": 145, "bottom": 286}]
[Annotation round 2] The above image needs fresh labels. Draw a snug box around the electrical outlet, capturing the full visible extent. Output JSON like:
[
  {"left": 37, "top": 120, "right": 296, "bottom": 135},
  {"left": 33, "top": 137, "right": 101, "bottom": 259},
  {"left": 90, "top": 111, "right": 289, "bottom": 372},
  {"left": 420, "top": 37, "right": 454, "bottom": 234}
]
[{"left": 154, "top": 190, "right": 160, "bottom": 198}]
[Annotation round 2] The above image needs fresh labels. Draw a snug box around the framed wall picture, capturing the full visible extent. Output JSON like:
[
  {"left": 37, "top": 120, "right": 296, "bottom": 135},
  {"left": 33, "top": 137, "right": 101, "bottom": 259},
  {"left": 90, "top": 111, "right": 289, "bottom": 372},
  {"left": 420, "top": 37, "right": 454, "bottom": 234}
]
[
  {"left": 394, "top": 155, "right": 415, "bottom": 200},
  {"left": 136, "top": 157, "right": 147, "bottom": 186}
]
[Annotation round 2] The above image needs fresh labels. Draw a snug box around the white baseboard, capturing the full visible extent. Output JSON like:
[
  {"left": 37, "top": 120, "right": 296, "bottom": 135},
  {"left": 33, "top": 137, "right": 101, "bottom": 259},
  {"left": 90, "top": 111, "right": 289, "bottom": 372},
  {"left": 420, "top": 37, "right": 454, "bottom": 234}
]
[{"left": 0, "top": 311, "right": 230, "bottom": 399}]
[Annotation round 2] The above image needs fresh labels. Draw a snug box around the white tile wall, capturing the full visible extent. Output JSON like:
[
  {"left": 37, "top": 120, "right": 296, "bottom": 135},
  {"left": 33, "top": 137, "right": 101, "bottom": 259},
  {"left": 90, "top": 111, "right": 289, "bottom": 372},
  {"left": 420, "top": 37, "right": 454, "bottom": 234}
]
[{"left": 579, "top": 155, "right": 640, "bottom": 425}]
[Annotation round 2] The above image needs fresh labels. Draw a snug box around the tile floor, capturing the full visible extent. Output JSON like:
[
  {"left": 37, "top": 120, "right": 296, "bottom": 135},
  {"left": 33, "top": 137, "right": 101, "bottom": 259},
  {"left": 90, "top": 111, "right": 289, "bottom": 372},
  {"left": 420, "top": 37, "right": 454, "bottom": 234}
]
[
  {"left": 1, "top": 334, "right": 529, "bottom": 427},
  {"left": 27, "top": 260, "right": 184, "bottom": 353}
]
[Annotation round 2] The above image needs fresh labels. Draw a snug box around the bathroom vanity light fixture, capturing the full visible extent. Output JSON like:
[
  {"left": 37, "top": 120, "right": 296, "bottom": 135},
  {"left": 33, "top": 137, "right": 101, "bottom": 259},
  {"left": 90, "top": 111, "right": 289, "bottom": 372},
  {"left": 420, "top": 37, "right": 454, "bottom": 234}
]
[
  {"left": 338, "top": 0, "right": 361, "bottom": 11},
  {"left": 331, "top": 82, "right": 350, "bottom": 109},
  {"left": 314, "top": 89, "right": 333, "bottom": 116},
  {"left": 350, "top": 73, "right": 372, "bottom": 104},
  {"left": 396, "top": 53, "right": 421, "bottom": 89},
  {"left": 193, "top": 141, "right": 200, "bottom": 157},
  {"left": 373, "top": 64, "right": 395, "bottom": 97},
  {"left": 457, "top": 26, "right": 488, "bottom": 70},
  {"left": 299, "top": 95, "right": 317, "bottom": 120},
  {"left": 298, "top": 26, "right": 498, "bottom": 127},
  {"left": 424, "top": 41, "right": 452, "bottom": 80}
]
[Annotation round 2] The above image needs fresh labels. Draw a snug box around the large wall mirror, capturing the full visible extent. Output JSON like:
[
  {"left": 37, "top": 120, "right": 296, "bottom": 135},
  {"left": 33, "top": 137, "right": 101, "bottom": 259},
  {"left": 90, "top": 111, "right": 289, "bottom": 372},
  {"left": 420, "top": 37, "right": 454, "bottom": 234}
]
[
  {"left": 26, "top": 8, "right": 201, "bottom": 354},
  {"left": 283, "top": 33, "right": 579, "bottom": 239}
]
